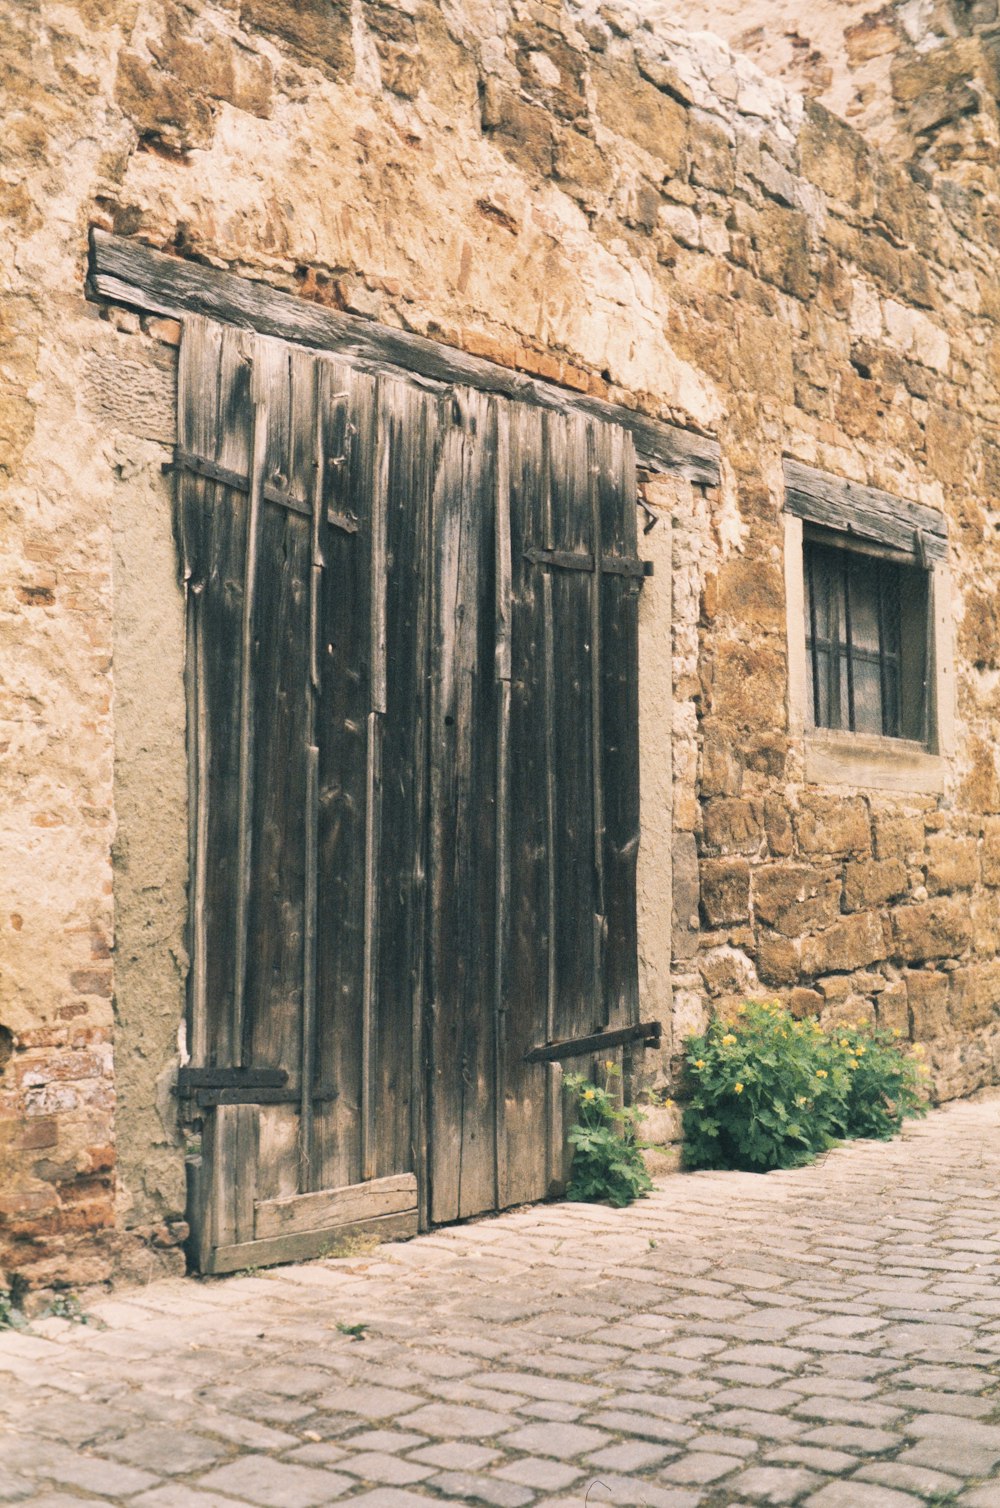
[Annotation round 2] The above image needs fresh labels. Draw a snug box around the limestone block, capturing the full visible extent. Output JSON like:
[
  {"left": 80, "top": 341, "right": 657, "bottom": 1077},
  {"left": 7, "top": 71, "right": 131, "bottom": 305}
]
[
  {"left": 971, "top": 891, "right": 1000, "bottom": 954},
  {"left": 872, "top": 809, "right": 925, "bottom": 863},
  {"left": 701, "top": 797, "right": 763, "bottom": 856},
  {"left": 764, "top": 797, "right": 794, "bottom": 857},
  {"left": 800, "top": 913, "right": 886, "bottom": 977},
  {"left": 874, "top": 980, "right": 909, "bottom": 1035},
  {"left": 150, "top": 24, "right": 274, "bottom": 117},
  {"left": 594, "top": 56, "right": 688, "bottom": 171},
  {"left": 241, "top": 0, "right": 353, "bottom": 79},
  {"left": 982, "top": 819, "right": 1000, "bottom": 886},
  {"left": 698, "top": 945, "right": 758, "bottom": 997},
  {"left": 482, "top": 79, "right": 556, "bottom": 174},
  {"left": 949, "top": 961, "right": 1000, "bottom": 1031},
  {"left": 699, "top": 721, "right": 743, "bottom": 798},
  {"left": 906, "top": 969, "right": 950, "bottom": 1039},
  {"left": 713, "top": 555, "right": 786, "bottom": 633},
  {"left": 795, "top": 793, "right": 870, "bottom": 857},
  {"left": 672, "top": 832, "right": 700, "bottom": 961},
  {"left": 709, "top": 640, "right": 787, "bottom": 731},
  {"left": 699, "top": 857, "right": 750, "bottom": 926},
  {"left": 891, "top": 897, "right": 974, "bottom": 963},
  {"left": 788, "top": 986, "right": 822, "bottom": 1018},
  {"left": 960, "top": 587, "right": 1000, "bottom": 671},
  {"left": 929, "top": 838, "right": 983, "bottom": 892},
  {"left": 115, "top": 52, "right": 216, "bottom": 153},
  {"left": 843, "top": 859, "right": 908, "bottom": 912},
  {"left": 755, "top": 932, "right": 801, "bottom": 986},
  {"left": 752, "top": 863, "right": 840, "bottom": 937}
]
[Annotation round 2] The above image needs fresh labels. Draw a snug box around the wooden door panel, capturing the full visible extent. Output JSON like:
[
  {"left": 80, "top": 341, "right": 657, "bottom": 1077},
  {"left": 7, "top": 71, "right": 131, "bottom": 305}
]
[{"left": 179, "top": 314, "right": 646, "bottom": 1268}]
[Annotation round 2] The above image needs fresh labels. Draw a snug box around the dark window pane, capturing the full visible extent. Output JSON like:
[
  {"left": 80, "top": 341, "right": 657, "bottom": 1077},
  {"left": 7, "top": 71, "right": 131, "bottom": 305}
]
[{"left": 804, "top": 538, "right": 922, "bottom": 742}]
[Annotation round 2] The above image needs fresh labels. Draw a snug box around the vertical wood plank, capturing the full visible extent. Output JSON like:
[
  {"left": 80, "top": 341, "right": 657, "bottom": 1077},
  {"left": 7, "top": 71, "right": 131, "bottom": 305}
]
[
  {"left": 588, "top": 423, "right": 607, "bottom": 1026},
  {"left": 177, "top": 315, "right": 223, "bottom": 1067},
  {"left": 599, "top": 424, "right": 641, "bottom": 1029},
  {"left": 493, "top": 401, "right": 511, "bottom": 1210},
  {"left": 314, "top": 364, "right": 375, "bottom": 1193},
  {"left": 232, "top": 353, "right": 269, "bottom": 1065}
]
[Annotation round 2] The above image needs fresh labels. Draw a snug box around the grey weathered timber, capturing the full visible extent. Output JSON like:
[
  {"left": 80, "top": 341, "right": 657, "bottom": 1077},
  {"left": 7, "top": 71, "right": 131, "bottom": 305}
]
[
  {"left": 784, "top": 456, "right": 948, "bottom": 560},
  {"left": 207, "top": 1208, "right": 419, "bottom": 1274},
  {"left": 254, "top": 1172, "right": 417, "bottom": 1239},
  {"left": 89, "top": 229, "right": 720, "bottom": 483},
  {"left": 177, "top": 310, "right": 648, "bottom": 1269},
  {"left": 524, "top": 1019, "right": 662, "bottom": 1063}
]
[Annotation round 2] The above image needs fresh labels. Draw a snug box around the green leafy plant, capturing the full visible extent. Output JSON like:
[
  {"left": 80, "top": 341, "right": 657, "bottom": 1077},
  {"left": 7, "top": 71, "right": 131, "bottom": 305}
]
[
  {"left": 564, "top": 1065, "right": 653, "bottom": 1207},
  {"left": 682, "top": 1001, "right": 927, "bottom": 1173},
  {"left": 828, "top": 1022, "right": 927, "bottom": 1139},
  {"left": 0, "top": 1289, "right": 25, "bottom": 1330},
  {"left": 45, "top": 1292, "right": 88, "bottom": 1325}
]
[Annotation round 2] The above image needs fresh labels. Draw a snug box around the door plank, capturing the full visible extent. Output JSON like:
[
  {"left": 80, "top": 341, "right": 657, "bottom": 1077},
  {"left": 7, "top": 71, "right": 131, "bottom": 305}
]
[
  {"left": 314, "top": 364, "right": 376, "bottom": 1192},
  {"left": 254, "top": 1171, "right": 418, "bottom": 1239},
  {"left": 207, "top": 1208, "right": 418, "bottom": 1274}
]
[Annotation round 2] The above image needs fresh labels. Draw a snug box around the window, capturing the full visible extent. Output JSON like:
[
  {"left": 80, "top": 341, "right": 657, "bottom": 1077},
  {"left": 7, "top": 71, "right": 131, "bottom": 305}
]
[
  {"left": 782, "top": 460, "right": 954, "bottom": 791},
  {"left": 804, "top": 534, "right": 929, "bottom": 743}
]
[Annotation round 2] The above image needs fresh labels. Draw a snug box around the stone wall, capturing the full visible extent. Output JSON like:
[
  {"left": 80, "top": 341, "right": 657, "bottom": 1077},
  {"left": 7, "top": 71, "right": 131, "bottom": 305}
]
[
  {"left": 652, "top": 0, "right": 1000, "bottom": 189},
  {"left": 2, "top": 0, "right": 999, "bottom": 1286}
]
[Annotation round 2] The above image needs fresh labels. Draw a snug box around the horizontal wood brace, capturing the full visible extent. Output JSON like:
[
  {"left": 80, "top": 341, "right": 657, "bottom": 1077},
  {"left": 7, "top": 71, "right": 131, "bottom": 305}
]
[
  {"left": 524, "top": 546, "right": 653, "bottom": 579},
  {"left": 89, "top": 231, "right": 721, "bottom": 484},
  {"left": 177, "top": 1066, "right": 287, "bottom": 1093},
  {"left": 207, "top": 1208, "right": 418, "bottom": 1274},
  {"left": 255, "top": 1171, "right": 418, "bottom": 1240},
  {"left": 524, "top": 1020, "right": 662, "bottom": 1063},
  {"left": 193, "top": 1086, "right": 339, "bottom": 1108},
  {"left": 173, "top": 447, "right": 359, "bottom": 534},
  {"left": 783, "top": 458, "right": 947, "bottom": 563}
]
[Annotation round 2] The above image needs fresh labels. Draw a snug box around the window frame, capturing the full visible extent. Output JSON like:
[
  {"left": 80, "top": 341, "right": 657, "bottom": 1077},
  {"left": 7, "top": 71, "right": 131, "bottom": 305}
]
[{"left": 783, "top": 467, "right": 954, "bottom": 795}]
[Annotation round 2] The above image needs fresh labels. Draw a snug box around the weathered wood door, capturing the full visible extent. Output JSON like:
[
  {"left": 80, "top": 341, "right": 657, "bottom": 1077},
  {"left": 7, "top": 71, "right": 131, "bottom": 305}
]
[{"left": 177, "top": 316, "right": 644, "bottom": 1270}]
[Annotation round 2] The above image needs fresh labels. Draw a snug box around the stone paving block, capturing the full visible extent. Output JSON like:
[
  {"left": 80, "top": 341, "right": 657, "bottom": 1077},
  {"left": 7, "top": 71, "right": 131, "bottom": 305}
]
[
  {"left": 586, "top": 1441, "right": 674, "bottom": 1471},
  {"left": 960, "top": 1485, "right": 1000, "bottom": 1506},
  {"left": 337, "top": 1452, "right": 433, "bottom": 1485},
  {"left": 407, "top": 1443, "right": 500, "bottom": 1471},
  {"left": 726, "top": 1465, "right": 823, "bottom": 1502},
  {"left": 344, "top": 1430, "right": 428, "bottom": 1453},
  {"left": 854, "top": 1461, "right": 964, "bottom": 1495},
  {"left": 493, "top": 1458, "right": 583, "bottom": 1490},
  {"left": 335, "top": 1492, "right": 439, "bottom": 1507},
  {"left": 132, "top": 1488, "right": 250, "bottom": 1508},
  {"left": 102, "top": 1426, "right": 226, "bottom": 1476},
  {"left": 710, "top": 1408, "right": 806, "bottom": 1442},
  {"left": 791, "top": 1396, "right": 904, "bottom": 1427},
  {"left": 804, "top": 1481, "right": 922, "bottom": 1507},
  {"left": 286, "top": 1444, "right": 350, "bottom": 1467},
  {"left": 197, "top": 1456, "right": 353, "bottom": 1505},
  {"left": 584, "top": 1411, "right": 695, "bottom": 1445},
  {"left": 659, "top": 1451, "right": 743, "bottom": 1483},
  {"left": 43, "top": 1455, "right": 159, "bottom": 1496},
  {"left": 500, "top": 1422, "right": 610, "bottom": 1459},
  {"left": 514, "top": 1400, "right": 585, "bottom": 1422},
  {"left": 316, "top": 1385, "right": 425, "bottom": 1419},
  {"left": 429, "top": 1470, "right": 534, "bottom": 1506},
  {"left": 401, "top": 1402, "right": 512, "bottom": 1437}
]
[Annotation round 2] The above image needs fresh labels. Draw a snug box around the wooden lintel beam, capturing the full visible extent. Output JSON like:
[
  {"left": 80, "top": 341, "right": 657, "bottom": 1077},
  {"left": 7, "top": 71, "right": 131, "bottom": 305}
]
[{"left": 88, "top": 230, "right": 721, "bottom": 485}]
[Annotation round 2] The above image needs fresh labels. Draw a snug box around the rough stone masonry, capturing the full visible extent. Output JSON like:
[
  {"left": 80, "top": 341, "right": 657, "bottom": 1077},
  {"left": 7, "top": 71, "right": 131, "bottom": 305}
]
[{"left": 2, "top": 0, "right": 1000, "bottom": 1290}]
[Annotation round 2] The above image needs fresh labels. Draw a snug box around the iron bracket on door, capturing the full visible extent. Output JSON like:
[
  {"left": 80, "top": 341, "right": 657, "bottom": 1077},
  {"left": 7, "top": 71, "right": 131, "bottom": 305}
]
[
  {"left": 176, "top": 1066, "right": 339, "bottom": 1109},
  {"left": 524, "top": 1020, "right": 662, "bottom": 1064}
]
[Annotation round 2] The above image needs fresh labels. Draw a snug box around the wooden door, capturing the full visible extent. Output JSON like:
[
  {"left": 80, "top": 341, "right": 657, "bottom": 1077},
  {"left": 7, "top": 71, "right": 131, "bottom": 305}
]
[
  {"left": 427, "top": 402, "right": 646, "bottom": 1221},
  {"left": 176, "top": 317, "right": 646, "bottom": 1270}
]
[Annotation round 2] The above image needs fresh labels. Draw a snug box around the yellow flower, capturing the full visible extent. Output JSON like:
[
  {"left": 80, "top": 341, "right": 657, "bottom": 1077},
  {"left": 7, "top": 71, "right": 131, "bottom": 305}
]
[
  {"left": 605, "top": 1060, "right": 615, "bottom": 1070},
  {"left": 848, "top": 1059, "right": 859, "bottom": 1070},
  {"left": 722, "top": 1033, "right": 737, "bottom": 1046},
  {"left": 583, "top": 1088, "right": 596, "bottom": 1101},
  {"left": 694, "top": 1059, "right": 705, "bottom": 1071},
  {"left": 815, "top": 1069, "right": 828, "bottom": 1079},
  {"left": 839, "top": 1039, "right": 850, "bottom": 1049},
  {"left": 855, "top": 1046, "right": 865, "bottom": 1057},
  {"left": 736, "top": 1004, "right": 747, "bottom": 1015},
  {"left": 913, "top": 1044, "right": 925, "bottom": 1056},
  {"left": 734, "top": 1082, "right": 744, "bottom": 1094},
  {"left": 892, "top": 1028, "right": 901, "bottom": 1038}
]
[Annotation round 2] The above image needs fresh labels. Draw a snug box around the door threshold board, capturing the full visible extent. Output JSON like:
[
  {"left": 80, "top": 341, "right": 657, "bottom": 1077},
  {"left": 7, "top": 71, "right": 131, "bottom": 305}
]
[{"left": 205, "top": 1208, "right": 418, "bottom": 1274}]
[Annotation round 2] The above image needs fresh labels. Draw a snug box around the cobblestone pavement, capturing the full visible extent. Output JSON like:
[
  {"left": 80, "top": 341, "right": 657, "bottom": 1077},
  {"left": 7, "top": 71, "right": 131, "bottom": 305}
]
[{"left": 4, "top": 1096, "right": 1000, "bottom": 1508}]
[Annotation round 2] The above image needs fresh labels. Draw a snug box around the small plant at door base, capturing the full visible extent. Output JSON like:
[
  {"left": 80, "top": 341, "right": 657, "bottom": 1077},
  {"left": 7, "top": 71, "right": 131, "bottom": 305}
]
[
  {"left": 564, "top": 1066, "right": 653, "bottom": 1208},
  {"left": 682, "top": 1000, "right": 927, "bottom": 1173}
]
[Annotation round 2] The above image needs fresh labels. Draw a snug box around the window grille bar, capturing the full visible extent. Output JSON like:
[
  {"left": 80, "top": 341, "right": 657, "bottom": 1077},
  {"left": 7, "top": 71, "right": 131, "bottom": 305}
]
[
  {"left": 841, "top": 548, "right": 855, "bottom": 733},
  {"left": 806, "top": 546, "right": 822, "bottom": 727}
]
